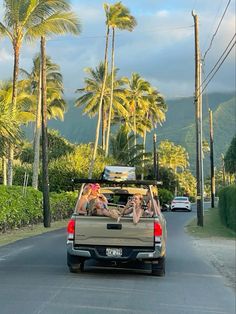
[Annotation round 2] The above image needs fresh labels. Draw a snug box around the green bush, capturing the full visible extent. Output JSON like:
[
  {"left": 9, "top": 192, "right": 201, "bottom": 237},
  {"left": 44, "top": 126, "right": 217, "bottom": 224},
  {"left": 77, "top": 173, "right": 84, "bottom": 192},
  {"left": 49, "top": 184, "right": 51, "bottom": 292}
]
[
  {"left": 0, "top": 186, "right": 77, "bottom": 233},
  {"left": 218, "top": 185, "right": 236, "bottom": 232},
  {"left": 50, "top": 191, "right": 77, "bottom": 221},
  {"left": 0, "top": 186, "right": 42, "bottom": 232},
  {"left": 13, "top": 164, "right": 33, "bottom": 187},
  {"left": 48, "top": 144, "right": 115, "bottom": 192},
  {"left": 158, "top": 188, "right": 174, "bottom": 205}
]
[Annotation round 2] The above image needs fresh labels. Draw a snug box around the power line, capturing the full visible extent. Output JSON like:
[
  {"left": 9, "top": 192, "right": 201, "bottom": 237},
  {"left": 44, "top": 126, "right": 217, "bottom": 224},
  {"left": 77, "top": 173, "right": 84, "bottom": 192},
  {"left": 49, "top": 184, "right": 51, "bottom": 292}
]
[
  {"left": 202, "top": 0, "right": 224, "bottom": 50},
  {"left": 203, "top": 0, "right": 232, "bottom": 61},
  {"left": 201, "top": 40, "right": 235, "bottom": 95},
  {"left": 202, "top": 33, "right": 236, "bottom": 86}
]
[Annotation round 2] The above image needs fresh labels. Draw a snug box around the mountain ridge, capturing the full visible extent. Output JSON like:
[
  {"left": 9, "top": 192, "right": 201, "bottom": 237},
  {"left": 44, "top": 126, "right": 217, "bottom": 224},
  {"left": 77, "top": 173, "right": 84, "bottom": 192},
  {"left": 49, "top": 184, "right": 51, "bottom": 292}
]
[{"left": 46, "top": 91, "right": 236, "bottom": 175}]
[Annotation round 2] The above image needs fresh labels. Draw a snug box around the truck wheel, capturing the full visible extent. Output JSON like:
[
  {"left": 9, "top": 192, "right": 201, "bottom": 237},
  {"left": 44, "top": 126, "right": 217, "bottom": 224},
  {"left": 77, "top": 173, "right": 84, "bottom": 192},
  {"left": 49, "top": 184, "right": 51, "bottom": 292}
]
[
  {"left": 69, "top": 262, "right": 84, "bottom": 273},
  {"left": 67, "top": 253, "right": 85, "bottom": 273},
  {"left": 151, "top": 257, "right": 165, "bottom": 277}
]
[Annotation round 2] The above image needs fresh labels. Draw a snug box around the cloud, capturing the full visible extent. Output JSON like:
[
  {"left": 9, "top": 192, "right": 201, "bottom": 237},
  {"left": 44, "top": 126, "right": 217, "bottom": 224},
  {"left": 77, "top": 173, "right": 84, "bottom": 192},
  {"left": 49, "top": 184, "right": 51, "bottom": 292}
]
[
  {"left": 0, "top": 0, "right": 235, "bottom": 98},
  {"left": 0, "top": 47, "right": 12, "bottom": 62}
]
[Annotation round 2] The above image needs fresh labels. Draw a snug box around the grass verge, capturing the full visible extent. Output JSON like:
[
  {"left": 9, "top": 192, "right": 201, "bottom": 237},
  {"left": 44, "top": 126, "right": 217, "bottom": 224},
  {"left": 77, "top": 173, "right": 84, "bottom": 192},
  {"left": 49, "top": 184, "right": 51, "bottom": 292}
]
[
  {"left": 186, "top": 207, "right": 236, "bottom": 239},
  {"left": 0, "top": 220, "right": 69, "bottom": 247}
]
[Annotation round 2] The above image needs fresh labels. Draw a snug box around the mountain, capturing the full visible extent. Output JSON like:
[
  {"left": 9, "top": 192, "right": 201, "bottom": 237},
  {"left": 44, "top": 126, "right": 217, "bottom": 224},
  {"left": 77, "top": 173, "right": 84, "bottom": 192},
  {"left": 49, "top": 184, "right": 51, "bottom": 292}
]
[{"left": 26, "top": 91, "right": 235, "bottom": 176}]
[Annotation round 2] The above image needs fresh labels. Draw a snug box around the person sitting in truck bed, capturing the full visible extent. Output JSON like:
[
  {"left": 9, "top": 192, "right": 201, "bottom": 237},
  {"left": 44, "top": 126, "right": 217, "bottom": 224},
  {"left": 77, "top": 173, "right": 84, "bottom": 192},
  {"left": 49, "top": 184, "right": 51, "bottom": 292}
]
[
  {"left": 75, "top": 183, "right": 92, "bottom": 215},
  {"left": 145, "top": 187, "right": 161, "bottom": 216},
  {"left": 87, "top": 184, "right": 121, "bottom": 221},
  {"left": 122, "top": 193, "right": 144, "bottom": 224},
  {"left": 75, "top": 183, "right": 108, "bottom": 215}
]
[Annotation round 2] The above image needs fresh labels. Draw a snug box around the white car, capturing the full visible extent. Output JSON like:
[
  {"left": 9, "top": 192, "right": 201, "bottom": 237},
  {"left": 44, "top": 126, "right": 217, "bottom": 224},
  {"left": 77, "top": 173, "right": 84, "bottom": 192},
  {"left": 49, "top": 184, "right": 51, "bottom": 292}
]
[{"left": 170, "top": 196, "right": 192, "bottom": 212}]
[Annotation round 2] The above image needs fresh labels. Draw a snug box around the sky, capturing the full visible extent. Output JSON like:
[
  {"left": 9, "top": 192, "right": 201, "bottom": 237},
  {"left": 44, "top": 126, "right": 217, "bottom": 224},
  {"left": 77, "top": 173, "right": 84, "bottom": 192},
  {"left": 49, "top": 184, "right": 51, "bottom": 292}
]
[{"left": 0, "top": 0, "right": 235, "bottom": 99}]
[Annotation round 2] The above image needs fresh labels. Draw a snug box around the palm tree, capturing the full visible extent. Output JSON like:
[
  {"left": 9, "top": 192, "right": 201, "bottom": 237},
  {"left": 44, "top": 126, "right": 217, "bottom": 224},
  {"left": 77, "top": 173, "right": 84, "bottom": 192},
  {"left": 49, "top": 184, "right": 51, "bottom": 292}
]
[
  {"left": 124, "top": 73, "right": 151, "bottom": 147},
  {"left": 21, "top": 55, "right": 66, "bottom": 189},
  {"left": 0, "top": 79, "right": 34, "bottom": 184},
  {"left": 110, "top": 125, "right": 147, "bottom": 167},
  {"left": 140, "top": 88, "right": 166, "bottom": 178},
  {"left": 87, "top": 11, "right": 110, "bottom": 178},
  {"left": 75, "top": 62, "right": 128, "bottom": 149},
  {"left": 104, "top": 2, "right": 137, "bottom": 156},
  {"left": 0, "top": 0, "right": 81, "bottom": 185}
]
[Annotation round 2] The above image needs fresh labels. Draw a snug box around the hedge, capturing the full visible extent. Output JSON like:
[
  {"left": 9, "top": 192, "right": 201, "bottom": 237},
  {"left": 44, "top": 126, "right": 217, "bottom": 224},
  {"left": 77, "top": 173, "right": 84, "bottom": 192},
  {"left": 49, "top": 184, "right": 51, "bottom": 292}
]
[
  {"left": 0, "top": 186, "right": 77, "bottom": 233},
  {"left": 218, "top": 185, "right": 236, "bottom": 232},
  {"left": 158, "top": 188, "right": 173, "bottom": 205}
]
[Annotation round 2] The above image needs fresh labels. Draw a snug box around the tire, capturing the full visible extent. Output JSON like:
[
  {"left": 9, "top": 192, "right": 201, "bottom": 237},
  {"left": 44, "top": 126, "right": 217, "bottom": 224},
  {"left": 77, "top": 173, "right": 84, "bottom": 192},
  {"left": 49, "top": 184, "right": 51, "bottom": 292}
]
[
  {"left": 67, "top": 253, "right": 85, "bottom": 273},
  {"left": 151, "top": 256, "right": 166, "bottom": 277},
  {"left": 69, "top": 262, "right": 84, "bottom": 273}
]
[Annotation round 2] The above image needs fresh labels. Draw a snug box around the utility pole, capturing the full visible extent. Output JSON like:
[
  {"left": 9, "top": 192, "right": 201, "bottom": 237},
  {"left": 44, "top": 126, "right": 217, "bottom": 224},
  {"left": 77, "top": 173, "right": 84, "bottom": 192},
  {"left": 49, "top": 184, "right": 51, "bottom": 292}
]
[
  {"left": 209, "top": 109, "right": 215, "bottom": 208},
  {"left": 41, "top": 36, "right": 51, "bottom": 228},
  {"left": 153, "top": 134, "right": 157, "bottom": 180},
  {"left": 192, "top": 11, "right": 204, "bottom": 226}
]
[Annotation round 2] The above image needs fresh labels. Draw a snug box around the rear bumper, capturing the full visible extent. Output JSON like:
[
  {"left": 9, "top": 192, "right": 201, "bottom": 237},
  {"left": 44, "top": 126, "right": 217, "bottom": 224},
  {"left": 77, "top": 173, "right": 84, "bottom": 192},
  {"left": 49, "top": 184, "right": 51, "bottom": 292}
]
[
  {"left": 67, "top": 241, "right": 163, "bottom": 262},
  {"left": 171, "top": 204, "right": 191, "bottom": 210}
]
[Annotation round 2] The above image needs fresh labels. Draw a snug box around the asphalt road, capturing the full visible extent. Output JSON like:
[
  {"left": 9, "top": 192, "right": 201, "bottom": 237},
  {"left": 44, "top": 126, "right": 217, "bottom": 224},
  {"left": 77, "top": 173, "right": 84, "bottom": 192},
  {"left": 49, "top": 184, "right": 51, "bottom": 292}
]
[{"left": 0, "top": 205, "right": 235, "bottom": 314}]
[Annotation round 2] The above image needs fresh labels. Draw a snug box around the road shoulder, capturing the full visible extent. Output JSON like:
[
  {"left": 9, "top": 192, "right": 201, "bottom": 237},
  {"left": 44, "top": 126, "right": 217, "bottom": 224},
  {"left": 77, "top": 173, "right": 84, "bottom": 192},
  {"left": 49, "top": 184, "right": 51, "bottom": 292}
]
[{"left": 191, "top": 236, "right": 236, "bottom": 292}]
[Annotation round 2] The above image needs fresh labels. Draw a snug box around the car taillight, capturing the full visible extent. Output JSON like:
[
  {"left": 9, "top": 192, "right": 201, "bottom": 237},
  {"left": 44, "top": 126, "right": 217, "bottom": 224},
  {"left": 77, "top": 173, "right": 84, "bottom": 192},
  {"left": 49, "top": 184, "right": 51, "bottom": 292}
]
[
  {"left": 154, "top": 221, "right": 162, "bottom": 237},
  {"left": 67, "top": 219, "right": 75, "bottom": 240}
]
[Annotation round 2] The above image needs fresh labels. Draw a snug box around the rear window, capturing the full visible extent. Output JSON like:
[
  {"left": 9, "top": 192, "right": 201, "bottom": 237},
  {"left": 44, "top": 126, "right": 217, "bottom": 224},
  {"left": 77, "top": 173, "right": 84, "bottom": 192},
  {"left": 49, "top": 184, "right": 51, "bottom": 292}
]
[{"left": 174, "top": 197, "right": 188, "bottom": 201}]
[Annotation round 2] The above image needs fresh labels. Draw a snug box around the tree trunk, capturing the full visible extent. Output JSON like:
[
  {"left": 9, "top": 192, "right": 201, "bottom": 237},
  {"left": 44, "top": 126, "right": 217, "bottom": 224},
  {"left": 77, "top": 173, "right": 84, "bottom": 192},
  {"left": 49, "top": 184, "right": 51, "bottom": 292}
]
[
  {"left": 32, "top": 65, "right": 42, "bottom": 190},
  {"left": 101, "top": 101, "right": 106, "bottom": 150},
  {"left": 88, "top": 26, "right": 110, "bottom": 179},
  {"left": 133, "top": 104, "right": 137, "bottom": 160},
  {"left": 41, "top": 36, "right": 51, "bottom": 227},
  {"left": 7, "top": 144, "right": 14, "bottom": 186},
  {"left": 141, "top": 128, "right": 147, "bottom": 180},
  {"left": 2, "top": 157, "right": 7, "bottom": 185},
  {"left": 7, "top": 44, "right": 20, "bottom": 186},
  {"left": 105, "top": 27, "right": 115, "bottom": 157}
]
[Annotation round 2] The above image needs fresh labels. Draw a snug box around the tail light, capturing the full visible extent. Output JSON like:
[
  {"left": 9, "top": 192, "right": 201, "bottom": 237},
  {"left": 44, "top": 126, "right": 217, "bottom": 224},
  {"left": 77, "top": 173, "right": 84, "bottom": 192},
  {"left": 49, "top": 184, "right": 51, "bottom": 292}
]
[
  {"left": 154, "top": 221, "right": 162, "bottom": 237},
  {"left": 67, "top": 219, "right": 75, "bottom": 240}
]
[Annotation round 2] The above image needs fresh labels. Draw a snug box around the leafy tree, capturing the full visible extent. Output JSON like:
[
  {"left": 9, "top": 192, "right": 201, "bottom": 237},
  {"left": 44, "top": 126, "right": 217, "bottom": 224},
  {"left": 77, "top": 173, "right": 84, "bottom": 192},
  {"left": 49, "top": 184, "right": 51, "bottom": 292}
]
[
  {"left": 48, "top": 144, "right": 115, "bottom": 192},
  {"left": 177, "top": 170, "right": 196, "bottom": 197},
  {"left": 158, "top": 140, "right": 189, "bottom": 174},
  {"left": 224, "top": 135, "right": 236, "bottom": 175}
]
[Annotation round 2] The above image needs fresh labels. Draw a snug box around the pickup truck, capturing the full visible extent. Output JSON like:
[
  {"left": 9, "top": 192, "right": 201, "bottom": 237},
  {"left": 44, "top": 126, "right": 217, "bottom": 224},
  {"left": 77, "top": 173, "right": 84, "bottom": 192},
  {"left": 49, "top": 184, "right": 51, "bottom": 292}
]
[{"left": 67, "top": 179, "right": 167, "bottom": 276}]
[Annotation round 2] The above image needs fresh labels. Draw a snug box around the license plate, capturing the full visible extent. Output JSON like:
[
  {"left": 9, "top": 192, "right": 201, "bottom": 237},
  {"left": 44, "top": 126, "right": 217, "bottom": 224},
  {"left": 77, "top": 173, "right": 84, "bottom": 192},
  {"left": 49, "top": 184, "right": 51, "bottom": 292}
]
[{"left": 106, "top": 248, "right": 122, "bottom": 257}]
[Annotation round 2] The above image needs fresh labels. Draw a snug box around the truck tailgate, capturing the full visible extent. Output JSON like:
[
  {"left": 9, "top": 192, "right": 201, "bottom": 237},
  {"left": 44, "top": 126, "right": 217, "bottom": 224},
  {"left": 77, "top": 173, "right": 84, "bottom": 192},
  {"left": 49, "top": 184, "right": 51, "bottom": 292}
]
[{"left": 74, "top": 216, "right": 154, "bottom": 247}]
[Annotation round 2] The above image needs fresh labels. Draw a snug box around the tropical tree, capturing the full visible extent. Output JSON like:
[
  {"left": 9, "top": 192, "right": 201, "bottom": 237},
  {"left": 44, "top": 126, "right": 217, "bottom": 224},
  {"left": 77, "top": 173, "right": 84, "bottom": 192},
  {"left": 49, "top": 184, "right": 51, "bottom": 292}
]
[
  {"left": 104, "top": 2, "right": 137, "bottom": 156},
  {"left": 0, "top": 0, "right": 81, "bottom": 185},
  {"left": 21, "top": 55, "right": 67, "bottom": 189},
  {"left": 75, "top": 63, "right": 128, "bottom": 149},
  {"left": 177, "top": 170, "right": 196, "bottom": 197},
  {"left": 0, "top": 79, "right": 34, "bottom": 184},
  {"left": 110, "top": 125, "right": 147, "bottom": 167},
  {"left": 123, "top": 73, "right": 151, "bottom": 146},
  {"left": 158, "top": 140, "right": 189, "bottom": 173},
  {"left": 140, "top": 88, "right": 166, "bottom": 179}
]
